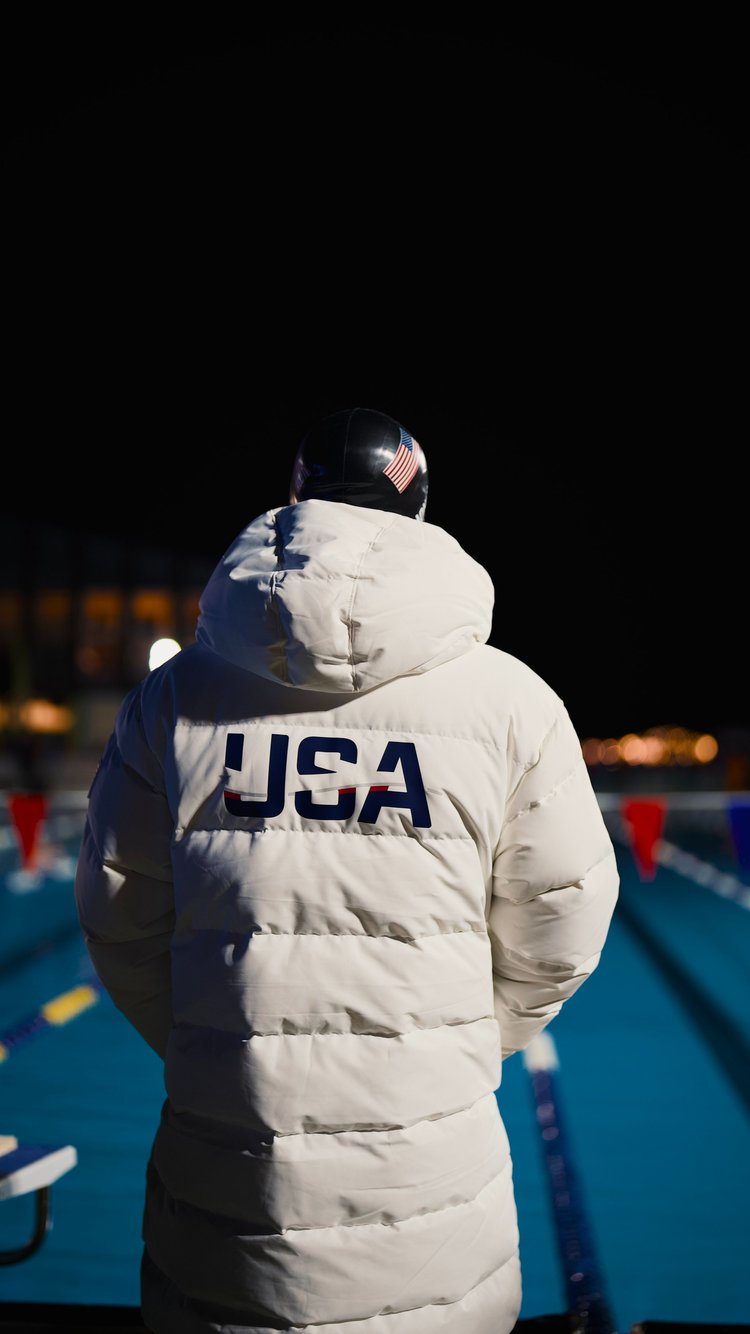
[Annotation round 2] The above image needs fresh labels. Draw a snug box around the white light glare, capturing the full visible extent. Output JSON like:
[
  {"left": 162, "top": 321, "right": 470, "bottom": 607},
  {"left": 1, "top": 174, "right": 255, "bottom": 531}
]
[{"left": 149, "top": 638, "right": 181, "bottom": 671}]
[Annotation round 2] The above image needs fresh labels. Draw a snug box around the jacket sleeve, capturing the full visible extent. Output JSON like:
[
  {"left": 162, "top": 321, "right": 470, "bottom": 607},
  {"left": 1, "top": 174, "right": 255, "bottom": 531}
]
[
  {"left": 489, "top": 699, "right": 619, "bottom": 1060},
  {"left": 74, "top": 684, "right": 175, "bottom": 1059}
]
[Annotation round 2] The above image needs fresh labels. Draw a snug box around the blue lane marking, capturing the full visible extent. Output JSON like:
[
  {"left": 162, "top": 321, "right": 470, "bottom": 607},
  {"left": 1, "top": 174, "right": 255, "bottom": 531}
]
[{"left": 524, "top": 1033, "right": 618, "bottom": 1333}]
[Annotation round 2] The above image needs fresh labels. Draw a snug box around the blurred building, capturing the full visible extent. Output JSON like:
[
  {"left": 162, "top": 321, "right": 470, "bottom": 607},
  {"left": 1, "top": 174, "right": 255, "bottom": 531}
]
[
  {"left": 1, "top": 517, "right": 748, "bottom": 797},
  {"left": 0, "top": 518, "right": 214, "bottom": 792}
]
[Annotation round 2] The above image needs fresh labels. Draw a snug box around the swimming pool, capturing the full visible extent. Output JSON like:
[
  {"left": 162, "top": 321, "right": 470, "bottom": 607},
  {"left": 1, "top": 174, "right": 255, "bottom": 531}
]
[{"left": 1, "top": 795, "right": 748, "bottom": 1328}]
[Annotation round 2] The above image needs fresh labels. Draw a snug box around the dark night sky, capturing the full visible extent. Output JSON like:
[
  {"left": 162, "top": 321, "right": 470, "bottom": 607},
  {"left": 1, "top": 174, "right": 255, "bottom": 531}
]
[{"left": 3, "top": 17, "right": 746, "bottom": 739}]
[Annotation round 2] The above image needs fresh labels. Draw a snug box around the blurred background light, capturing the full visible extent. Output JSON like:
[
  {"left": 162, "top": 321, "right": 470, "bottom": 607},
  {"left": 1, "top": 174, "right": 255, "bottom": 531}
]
[
  {"left": 148, "top": 638, "right": 181, "bottom": 671},
  {"left": 582, "top": 726, "right": 719, "bottom": 767}
]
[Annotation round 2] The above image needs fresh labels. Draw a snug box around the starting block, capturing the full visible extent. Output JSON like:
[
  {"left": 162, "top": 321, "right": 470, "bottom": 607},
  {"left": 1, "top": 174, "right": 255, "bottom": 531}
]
[{"left": 0, "top": 1135, "right": 78, "bottom": 1265}]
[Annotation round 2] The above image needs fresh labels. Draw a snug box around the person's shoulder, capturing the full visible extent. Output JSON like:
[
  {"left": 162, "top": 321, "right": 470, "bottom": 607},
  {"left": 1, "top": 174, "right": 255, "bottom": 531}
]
[
  {"left": 473, "top": 643, "right": 566, "bottom": 712},
  {"left": 468, "top": 643, "right": 574, "bottom": 762}
]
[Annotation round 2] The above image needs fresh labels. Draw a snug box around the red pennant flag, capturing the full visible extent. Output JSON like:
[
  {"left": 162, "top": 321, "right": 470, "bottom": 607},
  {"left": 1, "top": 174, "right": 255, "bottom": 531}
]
[
  {"left": 7, "top": 793, "right": 49, "bottom": 870},
  {"left": 621, "top": 797, "right": 666, "bottom": 881}
]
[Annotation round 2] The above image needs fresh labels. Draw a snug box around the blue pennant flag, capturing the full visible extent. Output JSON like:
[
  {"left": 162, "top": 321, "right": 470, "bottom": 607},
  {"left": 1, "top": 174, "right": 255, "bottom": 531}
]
[{"left": 727, "top": 798, "right": 750, "bottom": 874}]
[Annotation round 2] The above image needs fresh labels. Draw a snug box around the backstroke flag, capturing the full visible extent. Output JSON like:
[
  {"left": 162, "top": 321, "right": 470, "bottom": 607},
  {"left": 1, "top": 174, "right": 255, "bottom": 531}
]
[
  {"left": 621, "top": 797, "right": 666, "bottom": 881},
  {"left": 7, "top": 792, "right": 49, "bottom": 871}
]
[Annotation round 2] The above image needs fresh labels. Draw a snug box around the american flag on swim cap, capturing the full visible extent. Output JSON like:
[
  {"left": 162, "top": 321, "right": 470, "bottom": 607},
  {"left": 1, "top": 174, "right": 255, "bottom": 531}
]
[{"left": 384, "top": 426, "right": 421, "bottom": 493}]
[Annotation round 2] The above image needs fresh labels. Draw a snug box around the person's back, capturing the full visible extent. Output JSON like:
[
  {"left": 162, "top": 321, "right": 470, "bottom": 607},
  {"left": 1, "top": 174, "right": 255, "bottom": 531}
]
[{"left": 75, "top": 408, "right": 619, "bottom": 1333}]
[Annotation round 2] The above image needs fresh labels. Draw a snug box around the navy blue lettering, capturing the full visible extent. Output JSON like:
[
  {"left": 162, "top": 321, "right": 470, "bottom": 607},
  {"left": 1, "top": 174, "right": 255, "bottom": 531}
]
[
  {"left": 225, "top": 732, "right": 244, "bottom": 770},
  {"left": 223, "top": 732, "right": 431, "bottom": 828},
  {"left": 224, "top": 733, "right": 289, "bottom": 817},
  {"left": 359, "top": 741, "right": 432, "bottom": 828},
  {"left": 295, "top": 736, "right": 358, "bottom": 820}
]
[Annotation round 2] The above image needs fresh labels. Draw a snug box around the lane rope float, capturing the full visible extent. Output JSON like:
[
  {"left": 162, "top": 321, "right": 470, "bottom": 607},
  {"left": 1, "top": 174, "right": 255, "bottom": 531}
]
[
  {"left": 523, "top": 1031, "right": 618, "bottom": 1334},
  {"left": 0, "top": 980, "right": 104, "bottom": 1063}
]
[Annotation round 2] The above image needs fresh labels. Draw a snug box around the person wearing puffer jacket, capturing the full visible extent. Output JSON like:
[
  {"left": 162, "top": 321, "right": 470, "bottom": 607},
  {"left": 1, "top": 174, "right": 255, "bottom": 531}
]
[{"left": 74, "top": 407, "right": 620, "bottom": 1334}]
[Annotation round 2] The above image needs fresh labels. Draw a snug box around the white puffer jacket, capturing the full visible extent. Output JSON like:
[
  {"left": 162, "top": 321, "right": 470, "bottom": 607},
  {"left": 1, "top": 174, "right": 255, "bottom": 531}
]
[{"left": 75, "top": 500, "right": 619, "bottom": 1334}]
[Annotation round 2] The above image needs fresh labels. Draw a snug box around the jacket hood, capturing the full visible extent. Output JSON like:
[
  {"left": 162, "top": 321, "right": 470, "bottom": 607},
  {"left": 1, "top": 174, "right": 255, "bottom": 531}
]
[{"left": 196, "top": 500, "right": 494, "bottom": 693}]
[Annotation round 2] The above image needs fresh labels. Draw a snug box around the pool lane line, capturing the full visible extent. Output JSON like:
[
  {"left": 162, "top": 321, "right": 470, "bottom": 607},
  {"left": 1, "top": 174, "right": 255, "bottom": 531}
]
[
  {"left": 0, "top": 920, "right": 90, "bottom": 981},
  {"left": 656, "top": 840, "right": 750, "bottom": 909},
  {"left": 606, "top": 816, "right": 750, "bottom": 911},
  {"left": 523, "top": 1032, "right": 619, "bottom": 1334},
  {"left": 615, "top": 891, "right": 750, "bottom": 1114},
  {"left": 0, "top": 980, "right": 104, "bottom": 1063}
]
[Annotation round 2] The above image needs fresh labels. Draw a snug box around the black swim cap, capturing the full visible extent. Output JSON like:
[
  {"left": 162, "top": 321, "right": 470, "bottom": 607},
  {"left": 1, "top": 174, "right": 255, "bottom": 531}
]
[{"left": 290, "top": 407, "right": 428, "bottom": 520}]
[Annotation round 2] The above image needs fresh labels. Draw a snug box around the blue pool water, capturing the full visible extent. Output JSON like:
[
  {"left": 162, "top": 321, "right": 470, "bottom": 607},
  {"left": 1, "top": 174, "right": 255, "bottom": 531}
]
[{"left": 1, "top": 799, "right": 749, "bottom": 1328}]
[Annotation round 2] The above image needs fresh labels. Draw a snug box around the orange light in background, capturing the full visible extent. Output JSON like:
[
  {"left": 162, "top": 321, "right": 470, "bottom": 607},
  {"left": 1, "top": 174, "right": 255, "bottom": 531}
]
[
  {"left": 17, "top": 699, "right": 75, "bottom": 734},
  {"left": 620, "top": 733, "right": 649, "bottom": 765},
  {"left": 581, "top": 738, "right": 602, "bottom": 765},
  {"left": 582, "top": 725, "right": 719, "bottom": 767},
  {"left": 694, "top": 734, "right": 719, "bottom": 763},
  {"left": 642, "top": 734, "right": 667, "bottom": 765},
  {"left": 82, "top": 589, "right": 124, "bottom": 624},
  {"left": 131, "top": 590, "right": 175, "bottom": 625},
  {"left": 601, "top": 739, "right": 621, "bottom": 765}
]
